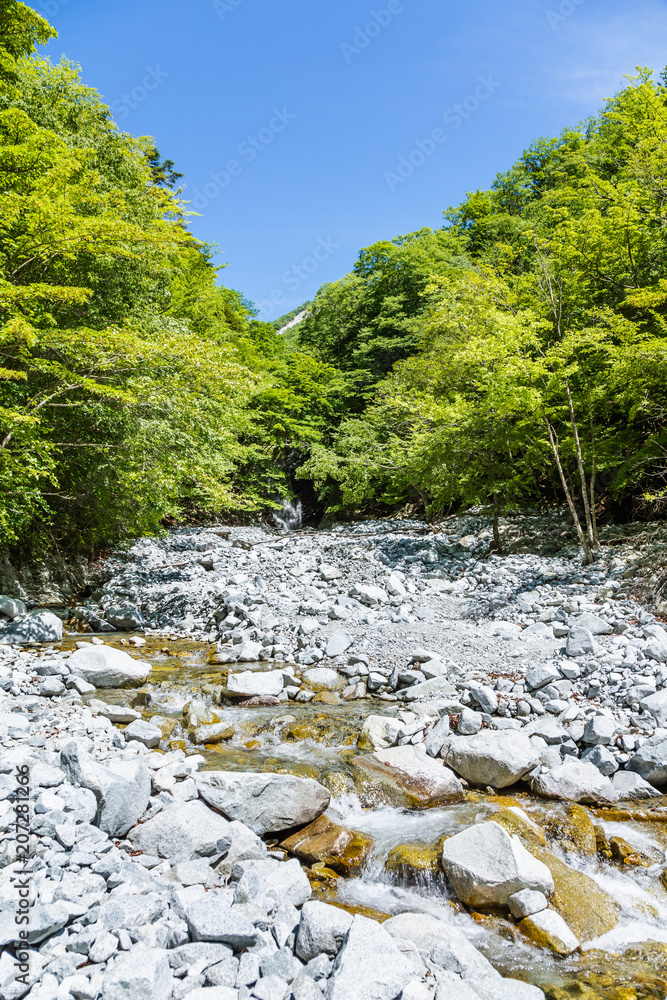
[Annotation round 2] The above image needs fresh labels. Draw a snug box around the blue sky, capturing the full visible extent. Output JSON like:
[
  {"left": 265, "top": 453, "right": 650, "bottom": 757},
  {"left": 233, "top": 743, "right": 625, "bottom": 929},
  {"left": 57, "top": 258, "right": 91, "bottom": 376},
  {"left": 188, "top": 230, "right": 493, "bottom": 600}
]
[{"left": 39, "top": 0, "right": 667, "bottom": 322}]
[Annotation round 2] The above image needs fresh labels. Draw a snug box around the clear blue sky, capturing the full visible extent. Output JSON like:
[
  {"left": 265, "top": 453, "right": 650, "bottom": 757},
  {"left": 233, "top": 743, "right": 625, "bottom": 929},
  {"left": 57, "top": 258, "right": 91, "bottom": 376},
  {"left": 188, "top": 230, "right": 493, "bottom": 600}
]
[{"left": 39, "top": 0, "right": 667, "bottom": 322}]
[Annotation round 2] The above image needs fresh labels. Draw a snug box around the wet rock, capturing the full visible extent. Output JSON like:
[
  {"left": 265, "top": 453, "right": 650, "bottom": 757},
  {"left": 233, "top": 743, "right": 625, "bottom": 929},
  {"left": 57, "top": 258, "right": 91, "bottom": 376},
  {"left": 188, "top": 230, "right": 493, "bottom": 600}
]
[
  {"left": 0, "top": 611, "right": 63, "bottom": 644},
  {"left": 192, "top": 722, "right": 235, "bottom": 745},
  {"left": 280, "top": 814, "right": 372, "bottom": 877},
  {"left": 197, "top": 771, "right": 330, "bottom": 835},
  {"left": 531, "top": 758, "right": 617, "bottom": 803},
  {"left": 128, "top": 800, "right": 231, "bottom": 860},
  {"left": 226, "top": 670, "right": 283, "bottom": 698},
  {"left": 67, "top": 645, "right": 150, "bottom": 687},
  {"left": 440, "top": 821, "right": 554, "bottom": 907},
  {"left": 445, "top": 731, "right": 539, "bottom": 789},
  {"left": 358, "top": 715, "right": 402, "bottom": 751},
  {"left": 100, "top": 945, "right": 173, "bottom": 1000},
  {"left": 385, "top": 842, "right": 442, "bottom": 881},
  {"left": 326, "top": 914, "right": 413, "bottom": 1000},
  {"left": 530, "top": 847, "right": 619, "bottom": 941},
  {"left": 352, "top": 745, "right": 463, "bottom": 808},
  {"left": 295, "top": 901, "right": 353, "bottom": 961},
  {"left": 519, "top": 909, "right": 579, "bottom": 956}
]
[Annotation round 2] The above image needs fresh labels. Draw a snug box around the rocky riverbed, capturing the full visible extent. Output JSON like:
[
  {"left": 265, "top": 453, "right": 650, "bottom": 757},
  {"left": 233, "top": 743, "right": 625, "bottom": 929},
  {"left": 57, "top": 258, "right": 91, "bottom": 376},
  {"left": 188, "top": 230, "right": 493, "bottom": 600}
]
[{"left": 1, "top": 513, "right": 666, "bottom": 1000}]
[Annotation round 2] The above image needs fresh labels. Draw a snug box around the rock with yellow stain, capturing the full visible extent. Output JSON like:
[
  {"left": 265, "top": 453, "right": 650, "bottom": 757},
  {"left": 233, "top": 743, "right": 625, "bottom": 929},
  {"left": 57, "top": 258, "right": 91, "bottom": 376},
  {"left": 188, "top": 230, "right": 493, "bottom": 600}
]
[
  {"left": 280, "top": 814, "right": 372, "bottom": 877},
  {"left": 192, "top": 721, "right": 235, "bottom": 745},
  {"left": 531, "top": 846, "right": 619, "bottom": 941},
  {"left": 493, "top": 807, "right": 547, "bottom": 851},
  {"left": 385, "top": 841, "right": 443, "bottom": 882},
  {"left": 182, "top": 699, "right": 219, "bottom": 728},
  {"left": 545, "top": 803, "right": 597, "bottom": 856},
  {"left": 520, "top": 908, "right": 579, "bottom": 955},
  {"left": 661, "top": 868, "right": 667, "bottom": 892},
  {"left": 313, "top": 691, "right": 340, "bottom": 705},
  {"left": 147, "top": 715, "right": 177, "bottom": 739},
  {"left": 352, "top": 745, "right": 463, "bottom": 809}
]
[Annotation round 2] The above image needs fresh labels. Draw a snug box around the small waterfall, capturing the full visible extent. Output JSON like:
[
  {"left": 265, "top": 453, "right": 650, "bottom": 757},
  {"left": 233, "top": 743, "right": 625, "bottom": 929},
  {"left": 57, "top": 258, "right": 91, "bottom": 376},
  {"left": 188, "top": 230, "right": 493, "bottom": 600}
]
[{"left": 273, "top": 498, "right": 303, "bottom": 531}]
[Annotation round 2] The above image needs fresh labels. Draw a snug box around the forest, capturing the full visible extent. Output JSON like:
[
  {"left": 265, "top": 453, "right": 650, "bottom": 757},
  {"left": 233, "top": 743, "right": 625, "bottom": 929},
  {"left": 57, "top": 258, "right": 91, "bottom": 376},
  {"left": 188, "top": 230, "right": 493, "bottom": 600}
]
[{"left": 2, "top": 1, "right": 667, "bottom": 564}]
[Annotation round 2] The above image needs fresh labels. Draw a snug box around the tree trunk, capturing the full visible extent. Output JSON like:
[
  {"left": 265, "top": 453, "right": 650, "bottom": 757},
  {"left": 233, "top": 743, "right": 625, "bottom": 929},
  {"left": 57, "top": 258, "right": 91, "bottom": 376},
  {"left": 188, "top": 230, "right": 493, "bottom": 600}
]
[
  {"left": 491, "top": 492, "right": 502, "bottom": 554},
  {"left": 543, "top": 416, "right": 594, "bottom": 563},
  {"left": 564, "top": 377, "right": 598, "bottom": 553}
]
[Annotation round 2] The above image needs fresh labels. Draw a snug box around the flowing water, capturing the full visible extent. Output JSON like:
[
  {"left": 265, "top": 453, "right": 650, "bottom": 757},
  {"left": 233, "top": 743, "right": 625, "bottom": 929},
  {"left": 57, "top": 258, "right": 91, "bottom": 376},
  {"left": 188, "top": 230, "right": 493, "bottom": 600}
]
[{"left": 62, "top": 635, "right": 667, "bottom": 999}]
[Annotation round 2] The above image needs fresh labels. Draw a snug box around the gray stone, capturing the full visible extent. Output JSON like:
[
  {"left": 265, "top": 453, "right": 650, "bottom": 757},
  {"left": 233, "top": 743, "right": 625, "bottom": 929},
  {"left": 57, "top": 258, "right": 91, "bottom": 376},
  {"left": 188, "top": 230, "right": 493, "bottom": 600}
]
[
  {"left": 167, "top": 943, "right": 234, "bottom": 970},
  {"left": 197, "top": 771, "right": 330, "bottom": 835},
  {"left": 39, "top": 676, "right": 65, "bottom": 698},
  {"left": 610, "top": 769, "right": 663, "bottom": 799},
  {"left": 572, "top": 613, "right": 612, "bottom": 635},
  {"left": 582, "top": 715, "right": 616, "bottom": 746},
  {"left": 398, "top": 676, "right": 459, "bottom": 703},
  {"left": 303, "top": 667, "right": 342, "bottom": 691},
  {"left": 468, "top": 683, "right": 498, "bottom": 714},
  {"left": 0, "top": 611, "right": 63, "bottom": 644},
  {"left": 445, "top": 731, "right": 539, "bottom": 789},
  {"left": 67, "top": 645, "right": 150, "bottom": 687},
  {"left": 474, "top": 978, "right": 546, "bottom": 1000},
  {"left": 531, "top": 758, "right": 617, "bottom": 803},
  {"left": 233, "top": 858, "right": 311, "bottom": 908},
  {"left": 359, "top": 715, "right": 402, "bottom": 751},
  {"left": 440, "top": 821, "right": 554, "bottom": 907},
  {"left": 525, "top": 664, "right": 560, "bottom": 691},
  {"left": 90, "top": 700, "right": 141, "bottom": 724},
  {"left": 508, "top": 889, "right": 549, "bottom": 919},
  {"left": 0, "top": 597, "right": 26, "bottom": 620},
  {"left": 186, "top": 896, "right": 257, "bottom": 949},
  {"left": 457, "top": 708, "right": 483, "bottom": 735},
  {"left": 645, "top": 639, "right": 667, "bottom": 663},
  {"left": 640, "top": 689, "right": 667, "bottom": 727},
  {"left": 325, "top": 631, "right": 353, "bottom": 658},
  {"left": 326, "top": 914, "right": 413, "bottom": 1000},
  {"left": 235, "top": 640, "right": 263, "bottom": 662},
  {"left": 253, "top": 976, "right": 289, "bottom": 1000},
  {"left": 522, "top": 718, "right": 569, "bottom": 745},
  {"left": 123, "top": 720, "right": 162, "bottom": 749},
  {"left": 382, "top": 912, "right": 499, "bottom": 980},
  {"left": 106, "top": 606, "right": 144, "bottom": 631},
  {"left": 296, "top": 901, "right": 353, "bottom": 962},
  {"left": 581, "top": 745, "right": 618, "bottom": 776},
  {"left": 424, "top": 716, "right": 450, "bottom": 757},
  {"left": 626, "top": 735, "right": 667, "bottom": 786},
  {"left": 59, "top": 741, "right": 151, "bottom": 837},
  {"left": 566, "top": 626, "right": 595, "bottom": 657},
  {"left": 128, "top": 800, "right": 231, "bottom": 860},
  {"left": 100, "top": 945, "right": 173, "bottom": 1000}
]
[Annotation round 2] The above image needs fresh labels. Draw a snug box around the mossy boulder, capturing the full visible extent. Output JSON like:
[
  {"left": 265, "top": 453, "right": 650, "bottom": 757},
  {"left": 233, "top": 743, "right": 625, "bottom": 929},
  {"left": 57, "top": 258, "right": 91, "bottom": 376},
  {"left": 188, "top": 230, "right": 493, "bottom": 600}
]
[
  {"left": 532, "top": 846, "right": 619, "bottom": 941},
  {"left": 280, "top": 814, "right": 372, "bottom": 877},
  {"left": 385, "top": 841, "right": 443, "bottom": 882}
]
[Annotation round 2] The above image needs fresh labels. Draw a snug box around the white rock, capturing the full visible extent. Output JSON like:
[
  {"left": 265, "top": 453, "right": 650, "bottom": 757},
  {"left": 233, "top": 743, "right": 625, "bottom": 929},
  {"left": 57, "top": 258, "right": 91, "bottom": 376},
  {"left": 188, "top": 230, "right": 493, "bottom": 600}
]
[
  {"left": 382, "top": 913, "right": 499, "bottom": 980},
  {"left": 123, "top": 720, "right": 162, "bottom": 749},
  {"left": 582, "top": 715, "right": 616, "bottom": 746},
  {"left": 303, "top": 667, "right": 342, "bottom": 690},
  {"left": 67, "top": 645, "right": 150, "bottom": 687},
  {"left": 128, "top": 800, "right": 231, "bottom": 860},
  {"left": 571, "top": 613, "right": 612, "bottom": 635},
  {"left": 326, "top": 914, "right": 413, "bottom": 1000},
  {"left": 445, "top": 731, "right": 539, "bottom": 789},
  {"left": 100, "top": 945, "right": 173, "bottom": 1000},
  {"left": 360, "top": 715, "right": 402, "bottom": 750},
  {"left": 227, "top": 670, "right": 283, "bottom": 698},
  {"left": 440, "top": 821, "right": 554, "bottom": 907},
  {"left": 520, "top": 909, "right": 579, "bottom": 955},
  {"left": 508, "top": 889, "right": 549, "bottom": 919},
  {"left": 325, "top": 631, "right": 353, "bottom": 657},
  {"left": 0, "top": 611, "right": 63, "bottom": 644},
  {"left": 531, "top": 758, "right": 617, "bottom": 803},
  {"left": 296, "top": 901, "right": 353, "bottom": 961},
  {"left": 233, "top": 858, "right": 311, "bottom": 908},
  {"left": 640, "top": 688, "right": 667, "bottom": 727}
]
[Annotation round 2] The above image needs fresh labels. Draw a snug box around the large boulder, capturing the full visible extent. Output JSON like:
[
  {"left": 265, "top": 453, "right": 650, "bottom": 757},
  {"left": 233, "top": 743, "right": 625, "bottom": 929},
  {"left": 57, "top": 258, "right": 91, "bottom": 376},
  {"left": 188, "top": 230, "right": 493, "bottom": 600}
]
[
  {"left": 352, "top": 745, "right": 463, "bottom": 809},
  {"left": 226, "top": 670, "right": 283, "bottom": 698},
  {"left": 196, "top": 771, "right": 330, "bottom": 835},
  {"left": 105, "top": 605, "right": 144, "bottom": 631},
  {"left": 67, "top": 645, "right": 150, "bottom": 688},
  {"left": 382, "top": 912, "right": 499, "bottom": 980},
  {"left": 326, "top": 914, "right": 414, "bottom": 1000},
  {"left": 0, "top": 597, "right": 26, "bottom": 620},
  {"left": 531, "top": 758, "right": 617, "bottom": 803},
  {"left": 128, "top": 800, "right": 232, "bottom": 860},
  {"left": 59, "top": 741, "right": 151, "bottom": 837},
  {"left": 626, "top": 735, "right": 667, "bottom": 786},
  {"left": 445, "top": 731, "right": 539, "bottom": 789},
  {"left": 440, "top": 821, "right": 554, "bottom": 907},
  {"left": 611, "top": 769, "right": 663, "bottom": 799},
  {"left": 0, "top": 611, "right": 63, "bottom": 644}
]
